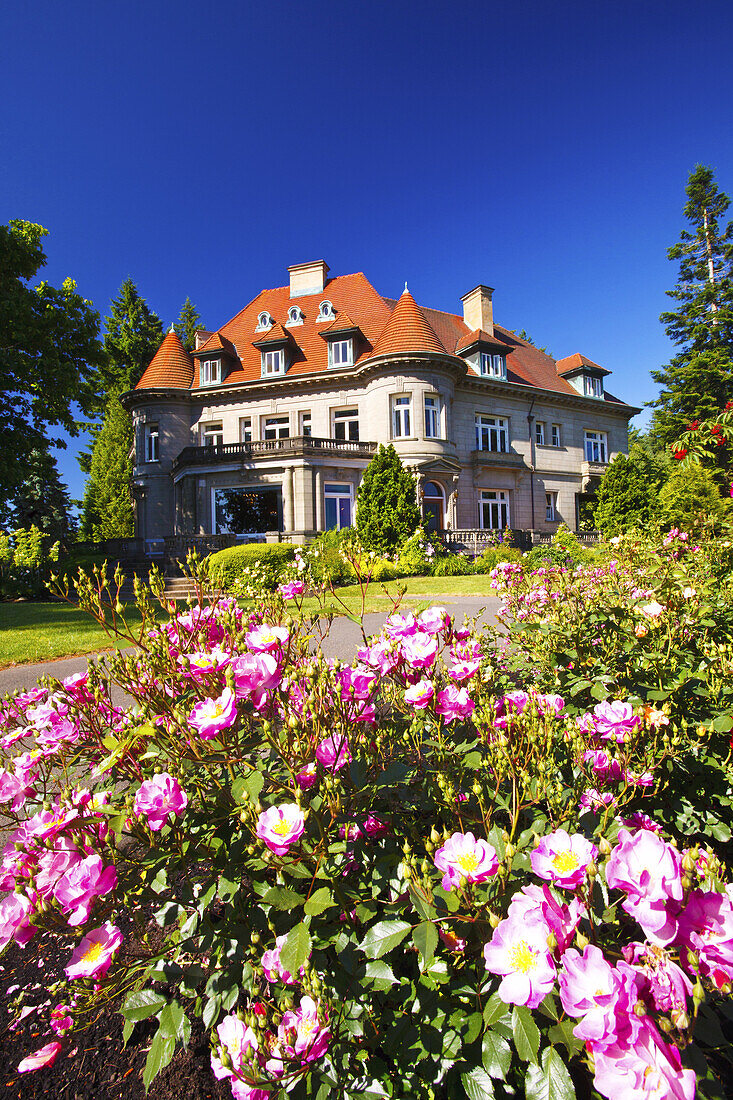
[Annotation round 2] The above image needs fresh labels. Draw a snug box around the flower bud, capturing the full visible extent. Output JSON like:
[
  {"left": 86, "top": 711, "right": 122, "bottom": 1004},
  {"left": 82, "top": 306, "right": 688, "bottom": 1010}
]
[
  {"left": 489, "top": 911, "right": 501, "bottom": 928},
  {"left": 692, "top": 981, "right": 705, "bottom": 1007},
  {"left": 598, "top": 836, "right": 612, "bottom": 856},
  {"left": 633, "top": 1001, "right": 647, "bottom": 1017},
  {"left": 575, "top": 931, "right": 589, "bottom": 950}
]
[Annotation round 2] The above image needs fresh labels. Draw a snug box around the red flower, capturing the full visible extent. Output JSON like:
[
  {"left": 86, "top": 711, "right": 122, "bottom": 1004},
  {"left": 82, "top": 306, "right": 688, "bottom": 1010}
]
[
  {"left": 725, "top": 401, "right": 733, "bottom": 411},
  {"left": 688, "top": 420, "right": 700, "bottom": 430},
  {"left": 673, "top": 448, "right": 687, "bottom": 460},
  {"left": 716, "top": 436, "right": 727, "bottom": 446},
  {"left": 711, "top": 424, "right": 722, "bottom": 435}
]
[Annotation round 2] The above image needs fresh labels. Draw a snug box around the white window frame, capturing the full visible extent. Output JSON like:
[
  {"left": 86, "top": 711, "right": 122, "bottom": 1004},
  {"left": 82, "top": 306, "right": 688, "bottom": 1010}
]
[
  {"left": 144, "top": 424, "right": 159, "bottom": 463},
  {"left": 392, "top": 395, "right": 412, "bottom": 438},
  {"left": 329, "top": 339, "right": 353, "bottom": 367},
  {"left": 535, "top": 420, "right": 545, "bottom": 445},
  {"left": 332, "top": 408, "right": 359, "bottom": 442},
  {"left": 546, "top": 491, "right": 558, "bottom": 522},
  {"left": 239, "top": 417, "right": 252, "bottom": 443},
  {"left": 479, "top": 490, "right": 510, "bottom": 530},
  {"left": 324, "top": 482, "right": 353, "bottom": 530},
  {"left": 287, "top": 306, "right": 304, "bottom": 326},
  {"left": 475, "top": 414, "right": 509, "bottom": 452},
  {"left": 316, "top": 300, "right": 334, "bottom": 322},
  {"left": 480, "top": 352, "right": 507, "bottom": 379},
  {"left": 551, "top": 423, "right": 561, "bottom": 447},
  {"left": 200, "top": 359, "right": 221, "bottom": 386},
  {"left": 262, "top": 348, "right": 285, "bottom": 376},
  {"left": 584, "top": 430, "right": 608, "bottom": 463},
  {"left": 424, "top": 394, "right": 441, "bottom": 439},
  {"left": 584, "top": 374, "right": 604, "bottom": 398},
  {"left": 263, "top": 416, "right": 290, "bottom": 441},
  {"left": 201, "top": 422, "right": 224, "bottom": 448},
  {"left": 299, "top": 411, "right": 312, "bottom": 437},
  {"left": 256, "top": 311, "right": 273, "bottom": 332}
]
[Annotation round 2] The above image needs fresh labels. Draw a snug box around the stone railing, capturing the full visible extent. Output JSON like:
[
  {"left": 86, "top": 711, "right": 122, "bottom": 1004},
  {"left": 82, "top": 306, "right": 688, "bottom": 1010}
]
[
  {"left": 172, "top": 436, "right": 377, "bottom": 473},
  {"left": 438, "top": 528, "right": 532, "bottom": 554}
]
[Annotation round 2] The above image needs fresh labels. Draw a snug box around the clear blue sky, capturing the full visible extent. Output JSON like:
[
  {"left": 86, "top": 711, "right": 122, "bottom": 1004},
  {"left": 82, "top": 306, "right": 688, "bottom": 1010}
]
[{"left": 2, "top": 0, "right": 732, "bottom": 502}]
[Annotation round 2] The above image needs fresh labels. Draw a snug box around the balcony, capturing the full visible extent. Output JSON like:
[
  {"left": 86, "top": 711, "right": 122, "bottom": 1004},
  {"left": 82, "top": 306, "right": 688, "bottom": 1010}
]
[
  {"left": 581, "top": 458, "right": 609, "bottom": 490},
  {"left": 172, "top": 435, "right": 377, "bottom": 473},
  {"left": 470, "top": 447, "right": 528, "bottom": 470}
]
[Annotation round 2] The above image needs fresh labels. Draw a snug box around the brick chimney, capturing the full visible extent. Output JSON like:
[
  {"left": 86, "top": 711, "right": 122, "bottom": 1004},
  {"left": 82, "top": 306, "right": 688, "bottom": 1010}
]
[
  {"left": 460, "top": 285, "right": 494, "bottom": 335},
  {"left": 288, "top": 260, "right": 330, "bottom": 298}
]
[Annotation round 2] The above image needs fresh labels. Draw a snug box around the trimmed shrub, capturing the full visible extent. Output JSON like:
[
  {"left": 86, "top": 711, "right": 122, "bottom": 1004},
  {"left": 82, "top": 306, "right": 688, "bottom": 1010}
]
[
  {"left": 355, "top": 444, "right": 421, "bottom": 554},
  {"left": 303, "top": 530, "right": 357, "bottom": 587},
  {"left": 370, "top": 558, "right": 399, "bottom": 582},
  {"left": 208, "top": 543, "right": 295, "bottom": 590}
]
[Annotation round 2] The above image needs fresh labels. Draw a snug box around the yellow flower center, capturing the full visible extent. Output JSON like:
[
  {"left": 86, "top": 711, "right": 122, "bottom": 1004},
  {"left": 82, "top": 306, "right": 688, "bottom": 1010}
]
[
  {"left": 457, "top": 853, "right": 480, "bottom": 874},
  {"left": 82, "top": 940, "right": 104, "bottom": 964},
  {"left": 272, "top": 818, "right": 292, "bottom": 835},
  {"left": 552, "top": 851, "right": 580, "bottom": 875},
  {"left": 508, "top": 941, "right": 537, "bottom": 973},
  {"left": 212, "top": 704, "right": 223, "bottom": 718}
]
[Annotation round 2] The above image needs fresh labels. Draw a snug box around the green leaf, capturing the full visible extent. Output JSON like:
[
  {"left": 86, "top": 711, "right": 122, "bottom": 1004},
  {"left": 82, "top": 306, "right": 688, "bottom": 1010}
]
[
  {"left": 482, "top": 1030, "right": 512, "bottom": 1078},
  {"left": 461, "top": 1067, "right": 495, "bottom": 1099},
  {"left": 261, "top": 885, "right": 303, "bottom": 910},
  {"left": 304, "top": 887, "right": 335, "bottom": 916},
  {"left": 512, "top": 1005, "right": 540, "bottom": 1064},
  {"left": 483, "top": 992, "right": 511, "bottom": 1029},
  {"left": 158, "top": 1000, "right": 190, "bottom": 1045},
  {"left": 143, "top": 1027, "right": 175, "bottom": 1093},
  {"left": 412, "top": 921, "right": 438, "bottom": 968},
  {"left": 122, "top": 1018, "right": 134, "bottom": 1048},
  {"left": 279, "top": 922, "right": 311, "bottom": 977},
  {"left": 364, "top": 960, "right": 398, "bottom": 991},
  {"left": 122, "top": 989, "right": 168, "bottom": 1022},
  {"left": 358, "top": 920, "right": 412, "bottom": 959},
  {"left": 525, "top": 1046, "right": 576, "bottom": 1100},
  {"left": 547, "top": 1019, "right": 582, "bottom": 1056}
]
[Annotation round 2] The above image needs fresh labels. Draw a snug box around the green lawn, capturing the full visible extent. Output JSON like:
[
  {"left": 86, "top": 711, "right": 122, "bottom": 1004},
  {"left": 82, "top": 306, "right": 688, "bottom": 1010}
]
[{"left": 0, "top": 576, "right": 497, "bottom": 669}]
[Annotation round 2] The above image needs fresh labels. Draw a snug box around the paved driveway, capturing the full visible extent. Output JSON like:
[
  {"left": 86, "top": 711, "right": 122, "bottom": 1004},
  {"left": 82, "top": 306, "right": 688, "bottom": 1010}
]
[{"left": 0, "top": 596, "right": 503, "bottom": 696}]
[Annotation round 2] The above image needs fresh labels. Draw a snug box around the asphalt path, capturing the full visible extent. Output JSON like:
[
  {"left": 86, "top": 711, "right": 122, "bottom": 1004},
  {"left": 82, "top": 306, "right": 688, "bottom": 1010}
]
[{"left": 0, "top": 596, "right": 503, "bottom": 696}]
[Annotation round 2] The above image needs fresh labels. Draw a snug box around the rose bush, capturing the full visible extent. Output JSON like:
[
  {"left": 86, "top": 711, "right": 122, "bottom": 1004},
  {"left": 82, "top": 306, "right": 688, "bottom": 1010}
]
[{"left": 0, "top": 555, "right": 731, "bottom": 1098}]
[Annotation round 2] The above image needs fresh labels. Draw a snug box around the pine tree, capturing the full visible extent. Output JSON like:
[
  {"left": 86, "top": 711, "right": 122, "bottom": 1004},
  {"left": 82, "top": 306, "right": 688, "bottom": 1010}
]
[
  {"left": 648, "top": 166, "right": 733, "bottom": 457},
  {"left": 174, "top": 296, "right": 204, "bottom": 352},
  {"left": 2, "top": 445, "right": 74, "bottom": 544},
  {"left": 102, "top": 278, "right": 163, "bottom": 393},
  {"left": 355, "top": 445, "right": 421, "bottom": 554},
  {"left": 80, "top": 390, "right": 134, "bottom": 540}
]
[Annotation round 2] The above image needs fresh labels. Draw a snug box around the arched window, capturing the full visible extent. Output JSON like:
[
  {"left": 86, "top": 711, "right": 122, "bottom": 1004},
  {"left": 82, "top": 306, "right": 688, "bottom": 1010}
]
[
  {"left": 316, "top": 300, "right": 334, "bottom": 322},
  {"left": 256, "top": 311, "right": 273, "bottom": 331},
  {"left": 288, "top": 306, "right": 304, "bottom": 325},
  {"left": 422, "top": 481, "right": 445, "bottom": 533}
]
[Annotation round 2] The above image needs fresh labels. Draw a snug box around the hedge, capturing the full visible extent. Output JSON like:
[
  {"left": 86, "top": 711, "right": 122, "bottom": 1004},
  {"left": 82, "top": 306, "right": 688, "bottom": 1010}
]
[{"left": 207, "top": 543, "right": 295, "bottom": 589}]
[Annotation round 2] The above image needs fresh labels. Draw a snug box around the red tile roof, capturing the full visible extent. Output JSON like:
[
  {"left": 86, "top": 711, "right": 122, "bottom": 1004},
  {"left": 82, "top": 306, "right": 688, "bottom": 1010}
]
[
  {"left": 252, "top": 322, "right": 292, "bottom": 347},
  {"left": 556, "top": 352, "right": 610, "bottom": 376},
  {"left": 320, "top": 311, "right": 360, "bottom": 335},
  {"left": 454, "top": 328, "right": 513, "bottom": 353},
  {"left": 136, "top": 330, "right": 193, "bottom": 389},
  {"left": 194, "top": 330, "right": 238, "bottom": 358},
  {"left": 369, "top": 288, "right": 448, "bottom": 359}
]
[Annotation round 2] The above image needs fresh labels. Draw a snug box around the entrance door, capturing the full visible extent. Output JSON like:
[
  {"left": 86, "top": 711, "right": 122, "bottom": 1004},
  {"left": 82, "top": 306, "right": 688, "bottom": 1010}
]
[{"left": 422, "top": 481, "right": 444, "bottom": 532}]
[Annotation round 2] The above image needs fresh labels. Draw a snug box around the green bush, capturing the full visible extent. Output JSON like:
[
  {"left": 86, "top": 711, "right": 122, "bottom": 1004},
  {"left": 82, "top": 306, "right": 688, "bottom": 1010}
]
[
  {"left": 208, "top": 543, "right": 295, "bottom": 590},
  {"left": 304, "top": 530, "right": 357, "bottom": 587},
  {"left": 355, "top": 444, "right": 421, "bottom": 554},
  {"left": 395, "top": 529, "right": 436, "bottom": 576},
  {"left": 370, "top": 558, "right": 399, "bottom": 582},
  {"left": 430, "top": 552, "right": 475, "bottom": 577},
  {"left": 473, "top": 544, "right": 523, "bottom": 573}
]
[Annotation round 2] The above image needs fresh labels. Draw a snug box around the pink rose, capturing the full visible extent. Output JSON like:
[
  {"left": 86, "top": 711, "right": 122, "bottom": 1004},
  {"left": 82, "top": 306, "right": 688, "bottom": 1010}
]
[
  {"left": 17, "top": 1042, "right": 63, "bottom": 1074},
  {"left": 400, "top": 632, "right": 439, "bottom": 669},
  {"left": 592, "top": 700, "right": 641, "bottom": 742},
  {"left": 384, "top": 612, "right": 418, "bottom": 640},
  {"left": 435, "top": 685, "right": 474, "bottom": 723},
  {"left": 278, "top": 995, "right": 330, "bottom": 1062},
  {"left": 417, "top": 606, "right": 450, "bottom": 635},
  {"left": 404, "top": 680, "right": 434, "bottom": 709},
  {"left": 262, "top": 933, "right": 306, "bottom": 984},
  {"left": 0, "top": 891, "right": 35, "bottom": 950},
  {"left": 133, "top": 773, "right": 188, "bottom": 831},
  {"left": 64, "top": 921, "right": 123, "bottom": 979},
  {"left": 256, "top": 804, "right": 305, "bottom": 855},
  {"left": 278, "top": 580, "right": 304, "bottom": 599},
  {"left": 53, "top": 854, "right": 118, "bottom": 926},
  {"left": 316, "top": 734, "right": 352, "bottom": 771},
  {"left": 483, "top": 915, "right": 557, "bottom": 1008},
  {"left": 230, "top": 652, "right": 281, "bottom": 699},
  {"left": 211, "top": 1014, "right": 259, "bottom": 1080},
  {"left": 531, "top": 829, "right": 596, "bottom": 890},
  {"left": 434, "top": 831, "right": 499, "bottom": 891},
  {"left": 245, "top": 624, "right": 290, "bottom": 653},
  {"left": 188, "top": 687, "right": 238, "bottom": 739},
  {"left": 606, "top": 828, "right": 682, "bottom": 945}
]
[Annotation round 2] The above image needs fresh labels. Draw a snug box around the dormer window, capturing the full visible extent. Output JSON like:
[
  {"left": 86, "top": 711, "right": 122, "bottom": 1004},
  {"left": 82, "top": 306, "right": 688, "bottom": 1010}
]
[
  {"left": 200, "top": 359, "right": 221, "bottom": 386},
  {"left": 262, "top": 348, "right": 285, "bottom": 376},
  {"left": 316, "top": 300, "right": 335, "bottom": 322},
  {"left": 287, "top": 305, "right": 304, "bottom": 326},
  {"left": 480, "top": 352, "right": 506, "bottom": 380},
  {"left": 256, "top": 311, "right": 274, "bottom": 332},
  {"left": 584, "top": 374, "right": 604, "bottom": 398},
  {"left": 329, "top": 338, "right": 353, "bottom": 368}
]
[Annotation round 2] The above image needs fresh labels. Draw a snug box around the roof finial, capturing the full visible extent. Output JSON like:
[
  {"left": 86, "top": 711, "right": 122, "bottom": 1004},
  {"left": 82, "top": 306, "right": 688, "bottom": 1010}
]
[
  {"left": 168, "top": 323, "right": 176, "bottom": 334},
  {"left": 404, "top": 281, "right": 409, "bottom": 293}
]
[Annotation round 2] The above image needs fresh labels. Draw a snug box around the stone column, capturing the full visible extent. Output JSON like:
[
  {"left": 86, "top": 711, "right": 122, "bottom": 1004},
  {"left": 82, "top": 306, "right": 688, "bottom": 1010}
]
[
  {"left": 282, "top": 467, "right": 295, "bottom": 532},
  {"left": 315, "top": 467, "right": 324, "bottom": 532}
]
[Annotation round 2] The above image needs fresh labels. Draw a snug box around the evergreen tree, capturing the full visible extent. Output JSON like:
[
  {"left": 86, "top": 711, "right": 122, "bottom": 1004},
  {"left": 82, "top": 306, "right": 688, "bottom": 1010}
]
[
  {"left": 102, "top": 278, "right": 163, "bottom": 393},
  {"left": 80, "top": 390, "right": 134, "bottom": 540},
  {"left": 174, "top": 296, "right": 205, "bottom": 352},
  {"left": 657, "top": 462, "right": 733, "bottom": 533},
  {"left": 648, "top": 166, "right": 733, "bottom": 458},
  {"left": 592, "top": 452, "right": 656, "bottom": 535},
  {"left": 2, "top": 445, "right": 74, "bottom": 544},
  {"left": 355, "top": 445, "right": 421, "bottom": 554},
  {"left": 516, "top": 330, "right": 550, "bottom": 355}
]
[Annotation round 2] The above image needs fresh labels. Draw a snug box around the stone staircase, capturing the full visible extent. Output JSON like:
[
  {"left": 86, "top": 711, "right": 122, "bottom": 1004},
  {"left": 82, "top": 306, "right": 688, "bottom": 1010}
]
[{"left": 113, "top": 573, "right": 210, "bottom": 604}]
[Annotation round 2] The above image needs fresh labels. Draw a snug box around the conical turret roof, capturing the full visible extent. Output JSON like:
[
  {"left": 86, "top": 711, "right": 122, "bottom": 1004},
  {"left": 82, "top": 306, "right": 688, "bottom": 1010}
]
[
  {"left": 369, "top": 288, "right": 447, "bottom": 358},
  {"left": 136, "top": 330, "right": 194, "bottom": 389}
]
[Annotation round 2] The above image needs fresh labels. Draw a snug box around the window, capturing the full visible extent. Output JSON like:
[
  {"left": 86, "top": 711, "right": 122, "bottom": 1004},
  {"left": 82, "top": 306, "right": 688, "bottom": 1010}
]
[
  {"left": 144, "top": 424, "right": 159, "bottom": 462},
  {"left": 551, "top": 423, "right": 561, "bottom": 447},
  {"left": 202, "top": 422, "right": 224, "bottom": 448},
  {"left": 535, "top": 421, "right": 545, "bottom": 445},
  {"left": 239, "top": 417, "right": 252, "bottom": 443},
  {"left": 392, "top": 395, "right": 412, "bottom": 438},
  {"left": 324, "top": 483, "right": 352, "bottom": 530},
  {"left": 200, "top": 359, "right": 221, "bottom": 386},
  {"left": 256, "top": 311, "right": 273, "bottom": 331},
  {"left": 316, "top": 300, "right": 334, "bottom": 322},
  {"left": 480, "top": 353, "right": 506, "bottom": 379},
  {"left": 584, "top": 430, "right": 608, "bottom": 463},
  {"left": 479, "top": 490, "right": 510, "bottom": 530},
  {"left": 424, "top": 395, "right": 442, "bottom": 439},
  {"left": 262, "top": 349, "right": 285, "bottom": 376},
  {"left": 329, "top": 339, "right": 353, "bottom": 367},
  {"left": 299, "top": 411, "right": 312, "bottom": 437},
  {"left": 263, "top": 416, "right": 290, "bottom": 441},
  {"left": 584, "top": 375, "right": 604, "bottom": 398},
  {"left": 475, "top": 414, "right": 508, "bottom": 452},
  {"left": 333, "top": 408, "right": 359, "bottom": 441},
  {"left": 546, "top": 492, "right": 558, "bottom": 522},
  {"left": 287, "top": 306, "right": 304, "bottom": 326}
]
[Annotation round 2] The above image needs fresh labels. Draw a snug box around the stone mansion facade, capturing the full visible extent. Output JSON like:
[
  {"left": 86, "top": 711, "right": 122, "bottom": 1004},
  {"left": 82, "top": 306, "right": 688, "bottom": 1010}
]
[{"left": 123, "top": 260, "right": 639, "bottom": 546}]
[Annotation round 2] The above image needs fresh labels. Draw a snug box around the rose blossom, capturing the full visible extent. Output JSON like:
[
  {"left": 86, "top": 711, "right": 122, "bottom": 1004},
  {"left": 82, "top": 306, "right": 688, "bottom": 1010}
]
[
  {"left": 640, "top": 600, "right": 665, "bottom": 618},
  {"left": 262, "top": 934, "right": 306, "bottom": 984},
  {"left": 384, "top": 612, "right": 418, "bottom": 640},
  {"left": 434, "top": 832, "right": 499, "bottom": 891},
  {"left": 316, "top": 734, "right": 352, "bottom": 771},
  {"left": 278, "top": 579, "right": 304, "bottom": 599},
  {"left": 606, "top": 828, "right": 682, "bottom": 945},
  {"left": 64, "top": 921, "right": 123, "bottom": 979},
  {"left": 559, "top": 945, "right": 620, "bottom": 1043},
  {"left": 133, "top": 773, "right": 188, "bottom": 831},
  {"left": 256, "top": 804, "right": 305, "bottom": 855},
  {"left": 296, "top": 763, "right": 317, "bottom": 789},
  {"left": 231, "top": 652, "right": 281, "bottom": 699},
  {"left": 278, "top": 995, "right": 330, "bottom": 1062},
  {"left": 0, "top": 891, "right": 35, "bottom": 949},
  {"left": 677, "top": 889, "right": 733, "bottom": 987},
  {"left": 592, "top": 1017, "right": 695, "bottom": 1100},
  {"left": 435, "top": 685, "right": 474, "bottom": 723},
  {"left": 188, "top": 687, "right": 238, "bottom": 739},
  {"left": 483, "top": 915, "right": 557, "bottom": 1008},
  {"left": 417, "top": 606, "right": 450, "bottom": 635},
  {"left": 592, "top": 700, "right": 641, "bottom": 742},
  {"left": 531, "top": 829, "right": 596, "bottom": 890},
  {"left": 507, "top": 884, "right": 584, "bottom": 958},
  {"left": 53, "top": 854, "right": 118, "bottom": 926},
  {"left": 182, "top": 646, "right": 231, "bottom": 678},
  {"left": 623, "top": 942, "right": 692, "bottom": 1022},
  {"left": 400, "top": 632, "right": 439, "bottom": 669},
  {"left": 404, "top": 680, "right": 434, "bottom": 709},
  {"left": 211, "top": 1014, "right": 259, "bottom": 1080},
  {"left": 245, "top": 624, "right": 290, "bottom": 653},
  {"left": 17, "top": 1042, "right": 63, "bottom": 1074}
]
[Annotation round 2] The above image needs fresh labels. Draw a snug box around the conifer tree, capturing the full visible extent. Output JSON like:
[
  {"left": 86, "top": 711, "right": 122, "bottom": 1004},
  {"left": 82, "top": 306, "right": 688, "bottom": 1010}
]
[
  {"left": 102, "top": 278, "right": 163, "bottom": 393},
  {"left": 592, "top": 453, "right": 655, "bottom": 535},
  {"left": 2, "top": 445, "right": 74, "bottom": 544},
  {"left": 80, "top": 391, "right": 134, "bottom": 540},
  {"left": 355, "top": 445, "right": 421, "bottom": 554},
  {"left": 657, "top": 462, "right": 733, "bottom": 533},
  {"left": 648, "top": 166, "right": 733, "bottom": 458},
  {"left": 174, "top": 296, "right": 204, "bottom": 352}
]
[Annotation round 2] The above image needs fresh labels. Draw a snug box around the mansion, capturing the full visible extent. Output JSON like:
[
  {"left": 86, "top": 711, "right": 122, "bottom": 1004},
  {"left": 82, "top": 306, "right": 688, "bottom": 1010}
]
[{"left": 123, "top": 260, "right": 639, "bottom": 545}]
